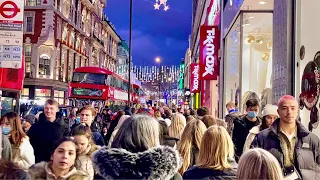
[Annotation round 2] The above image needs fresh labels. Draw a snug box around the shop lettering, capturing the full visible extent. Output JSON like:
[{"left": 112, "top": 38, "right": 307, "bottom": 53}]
[
  {"left": 192, "top": 65, "right": 200, "bottom": 92},
  {"left": 229, "top": 39, "right": 239, "bottom": 76},
  {"left": 202, "top": 28, "right": 216, "bottom": 77}
]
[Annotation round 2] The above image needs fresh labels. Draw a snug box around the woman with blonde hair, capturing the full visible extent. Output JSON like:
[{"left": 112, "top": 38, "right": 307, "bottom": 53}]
[
  {"left": 237, "top": 148, "right": 283, "bottom": 180},
  {"left": 183, "top": 126, "right": 237, "bottom": 179},
  {"left": 168, "top": 113, "right": 186, "bottom": 140},
  {"left": 177, "top": 119, "right": 207, "bottom": 174}
]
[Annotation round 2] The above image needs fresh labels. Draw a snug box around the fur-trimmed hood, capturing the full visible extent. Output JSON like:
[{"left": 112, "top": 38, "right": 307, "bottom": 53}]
[
  {"left": 29, "top": 161, "right": 90, "bottom": 180},
  {"left": 92, "top": 146, "right": 182, "bottom": 180}
]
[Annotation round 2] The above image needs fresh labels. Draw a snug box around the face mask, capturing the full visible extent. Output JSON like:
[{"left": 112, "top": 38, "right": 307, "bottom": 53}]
[
  {"left": 2, "top": 126, "right": 11, "bottom": 135},
  {"left": 76, "top": 117, "right": 81, "bottom": 124},
  {"left": 247, "top": 111, "right": 258, "bottom": 118}
]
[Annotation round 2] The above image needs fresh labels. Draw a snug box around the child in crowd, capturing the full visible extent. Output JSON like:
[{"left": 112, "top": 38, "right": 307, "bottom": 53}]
[{"left": 70, "top": 123, "right": 100, "bottom": 180}]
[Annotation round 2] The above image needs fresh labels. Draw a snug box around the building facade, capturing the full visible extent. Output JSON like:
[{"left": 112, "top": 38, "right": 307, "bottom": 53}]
[
  {"left": 22, "top": 0, "right": 121, "bottom": 105},
  {"left": 190, "top": 0, "right": 220, "bottom": 116}
]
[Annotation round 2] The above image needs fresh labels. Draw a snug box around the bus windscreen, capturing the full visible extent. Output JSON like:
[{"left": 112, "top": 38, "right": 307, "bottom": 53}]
[{"left": 72, "top": 73, "right": 107, "bottom": 85}]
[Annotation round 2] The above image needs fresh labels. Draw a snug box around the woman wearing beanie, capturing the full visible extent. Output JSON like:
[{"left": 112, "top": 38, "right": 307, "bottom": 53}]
[{"left": 243, "top": 104, "right": 279, "bottom": 152}]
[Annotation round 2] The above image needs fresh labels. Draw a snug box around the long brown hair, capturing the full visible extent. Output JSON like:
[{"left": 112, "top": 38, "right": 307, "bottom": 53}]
[{"left": 2, "top": 112, "right": 27, "bottom": 146}]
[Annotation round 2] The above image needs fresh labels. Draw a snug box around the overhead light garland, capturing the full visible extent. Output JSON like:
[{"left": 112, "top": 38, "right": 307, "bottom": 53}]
[{"left": 154, "top": 0, "right": 169, "bottom": 11}]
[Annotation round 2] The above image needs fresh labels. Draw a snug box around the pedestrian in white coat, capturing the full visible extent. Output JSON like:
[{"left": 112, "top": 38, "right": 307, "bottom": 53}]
[{"left": 0, "top": 112, "right": 35, "bottom": 170}]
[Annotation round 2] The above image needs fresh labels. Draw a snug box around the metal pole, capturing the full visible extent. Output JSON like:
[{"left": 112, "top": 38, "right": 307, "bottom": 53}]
[
  {"left": 128, "top": 0, "right": 133, "bottom": 106},
  {"left": 158, "top": 63, "right": 161, "bottom": 107}
]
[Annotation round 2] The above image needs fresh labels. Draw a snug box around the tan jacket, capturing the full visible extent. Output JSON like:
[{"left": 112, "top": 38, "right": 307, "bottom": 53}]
[
  {"left": 29, "top": 162, "right": 90, "bottom": 180},
  {"left": 75, "top": 144, "right": 100, "bottom": 180}
]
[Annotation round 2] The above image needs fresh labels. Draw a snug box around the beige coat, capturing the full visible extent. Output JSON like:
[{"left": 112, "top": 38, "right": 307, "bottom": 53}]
[
  {"left": 29, "top": 161, "right": 90, "bottom": 180},
  {"left": 243, "top": 125, "right": 261, "bottom": 152},
  {"left": 75, "top": 144, "right": 100, "bottom": 180}
]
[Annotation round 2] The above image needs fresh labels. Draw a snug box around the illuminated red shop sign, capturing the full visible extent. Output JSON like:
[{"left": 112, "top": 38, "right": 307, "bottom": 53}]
[
  {"left": 190, "top": 63, "right": 200, "bottom": 93},
  {"left": 199, "top": 26, "right": 220, "bottom": 80}
]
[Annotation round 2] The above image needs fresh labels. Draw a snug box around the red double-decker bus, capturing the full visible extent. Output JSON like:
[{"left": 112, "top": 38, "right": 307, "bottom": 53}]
[{"left": 68, "top": 66, "right": 142, "bottom": 110}]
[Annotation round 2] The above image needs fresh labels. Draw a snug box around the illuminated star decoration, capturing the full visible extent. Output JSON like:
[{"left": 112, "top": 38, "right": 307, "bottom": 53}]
[
  {"left": 154, "top": 2, "right": 160, "bottom": 10},
  {"left": 154, "top": 0, "right": 169, "bottom": 11}
]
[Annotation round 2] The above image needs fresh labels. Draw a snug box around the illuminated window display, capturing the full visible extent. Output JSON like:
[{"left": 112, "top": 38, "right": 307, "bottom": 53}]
[{"left": 295, "top": 0, "right": 320, "bottom": 136}]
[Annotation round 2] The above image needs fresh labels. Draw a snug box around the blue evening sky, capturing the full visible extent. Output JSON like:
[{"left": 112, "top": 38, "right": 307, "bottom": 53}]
[{"left": 104, "top": 0, "right": 192, "bottom": 66}]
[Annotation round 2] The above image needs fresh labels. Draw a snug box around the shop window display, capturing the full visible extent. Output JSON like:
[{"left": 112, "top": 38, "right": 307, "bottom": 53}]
[
  {"left": 241, "top": 13, "right": 273, "bottom": 112},
  {"left": 295, "top": 0, "right": 320, "bottom": 136},
  {"left": 224, "top": 17, "right": 240, "bottom": 113}
]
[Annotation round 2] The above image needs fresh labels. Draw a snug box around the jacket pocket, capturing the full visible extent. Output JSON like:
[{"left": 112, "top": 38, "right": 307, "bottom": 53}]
[{"left": 296, "top": 147, "right": 316, "bottom": 173}]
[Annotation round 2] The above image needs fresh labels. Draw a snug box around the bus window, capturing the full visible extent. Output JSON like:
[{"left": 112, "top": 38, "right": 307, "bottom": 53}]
[{"left": 72, "top": 72, "right": 107, "bottom": 85}]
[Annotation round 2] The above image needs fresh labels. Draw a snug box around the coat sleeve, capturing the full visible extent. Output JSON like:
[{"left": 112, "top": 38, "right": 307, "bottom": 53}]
[
  {"left": 1, "top": 135, "right": 12, "bottom": 161},
  {"left": 243, "top": 133, "right": 256, "bottom": 153},
  {"left": 17, "top": 137, "right": 35, "bottom": 170}
]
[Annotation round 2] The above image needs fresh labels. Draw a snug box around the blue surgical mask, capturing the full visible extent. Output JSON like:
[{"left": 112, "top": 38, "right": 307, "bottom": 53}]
[
  {"left": 247, "top": 111, "right": 258, "bottom": 118},
  {"left": 76, "top": 117, "right": 81, "bottom": 124},
  {"left": 2, "top": 126, "right": 11, "bottom": 135}
]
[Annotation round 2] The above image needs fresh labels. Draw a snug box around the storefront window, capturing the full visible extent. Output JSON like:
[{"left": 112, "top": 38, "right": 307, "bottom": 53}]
[
  {"left": 241, "top": 12, "right": 273, "bottom": 111},
  {"left": 54, "top": 90, "right": 65, "bottom": 105},
  {"left": 295, "top": 1, "right": 320, "bottom": 136},
  {"left": 35, "top": 89, "right": 51, "bottom": 97},
  {"left": 224, "top": 17, "right": 241, "bottom": 113},
  {"left": 22, "top": 88, "right": 29, "bottom": 98}
]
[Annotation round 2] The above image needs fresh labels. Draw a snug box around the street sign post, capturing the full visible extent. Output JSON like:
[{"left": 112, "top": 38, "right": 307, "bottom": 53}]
[{"left": 0, "top": 0, "right": 24, "bottom": 69}]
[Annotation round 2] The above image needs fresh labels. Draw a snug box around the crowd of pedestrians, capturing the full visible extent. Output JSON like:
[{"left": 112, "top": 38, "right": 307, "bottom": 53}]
[{"left": 0, "top": 95, "right": 319, "bottom": 179}]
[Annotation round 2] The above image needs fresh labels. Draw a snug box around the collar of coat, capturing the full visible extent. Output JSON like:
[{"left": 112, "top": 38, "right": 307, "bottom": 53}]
[
  {"left": 29, "top": 162, "right": 89, "bottom": 180},
  {"left": 92, "top": 146, "right": 182, "bottom": 180},
  {"left": 269, "top": 118, "right": 309, "bottom": 138}
]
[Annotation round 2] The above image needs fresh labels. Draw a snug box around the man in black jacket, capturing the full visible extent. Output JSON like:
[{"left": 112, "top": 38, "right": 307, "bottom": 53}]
[
  {"left": 252, "top": 95, "right": 320, "bottom": 179},
  {"left": 28, "top": 99, "right": 69, "bottom": 163},
  {"left": 232, "top": 99, "right": 261, "bottom": 161}
]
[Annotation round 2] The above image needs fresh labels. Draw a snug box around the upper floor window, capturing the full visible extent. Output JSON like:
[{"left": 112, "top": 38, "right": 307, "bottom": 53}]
[
  {"left": 39, "top": 54, "right": 51, "bottom": 76},
  {"left": 24, "top": 13, "right": 35, "bottom": 33},
  {"left": 26, "top": 0, "right": 41, "bottom": 6}
]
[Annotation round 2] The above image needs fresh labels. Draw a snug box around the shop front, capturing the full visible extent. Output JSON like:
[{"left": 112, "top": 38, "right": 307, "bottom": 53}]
[
  {"left": 294, "top": 0, "right": 320, "bottom": 136},
  {"left": 220, "top": 0, "right": 273, "bottom": 117},
  {"left": 21, "top": 86, "right": 67, "bottom": 105}
]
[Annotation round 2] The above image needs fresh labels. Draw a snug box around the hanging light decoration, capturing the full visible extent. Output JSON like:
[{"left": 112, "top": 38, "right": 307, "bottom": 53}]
[{"left": 154, "top": 0, "right": 169, "bottom": 11}]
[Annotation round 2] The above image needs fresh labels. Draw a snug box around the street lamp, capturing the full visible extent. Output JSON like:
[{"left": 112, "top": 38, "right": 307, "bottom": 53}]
[{"left": 155, "top": 57, "right": 161, "bottom": 107}]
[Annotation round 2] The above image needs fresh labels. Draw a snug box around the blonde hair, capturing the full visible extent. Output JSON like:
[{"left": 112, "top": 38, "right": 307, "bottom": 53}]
[
  {"left": 197, "top": 126, "right": 234, "bottom": 170},
  {"left": 168, "top": 113, "right": 186, "bottom": 139},
  {"left": 177, "top": 120, "right": 207, "bottom": 174},
  {"left": 237, "top": 148, "right": 283, "bottom": 180}
]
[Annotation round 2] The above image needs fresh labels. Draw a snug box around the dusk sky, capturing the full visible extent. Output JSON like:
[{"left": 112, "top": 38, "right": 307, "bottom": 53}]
[{"left": 104, "top": 0, "right": 192, "bottom": 66}]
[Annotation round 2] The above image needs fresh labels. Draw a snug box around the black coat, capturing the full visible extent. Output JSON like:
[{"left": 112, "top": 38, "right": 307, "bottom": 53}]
[
  {"left": 232, "top": 116, "right": 261, "bottom": 161},
  {"left": 183, "top": 166, "right": 237, "bottom": 180},
  {"left": 28, "top": 113, "right": 69, "bottom": 163},
  {"left": 251, "top": 119, "right": 320, "bottom": 179}
]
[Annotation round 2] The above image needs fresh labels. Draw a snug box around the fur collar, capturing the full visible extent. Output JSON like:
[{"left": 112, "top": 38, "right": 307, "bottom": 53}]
[
  {"left": 80, "top": 144, "right": 100, "bottom": 157},
  {"left": 29, "top": 162, "right": 90, "bottom": 180},
  {"left": 92, "top": 146, "right": 182, "bottom": 180}
]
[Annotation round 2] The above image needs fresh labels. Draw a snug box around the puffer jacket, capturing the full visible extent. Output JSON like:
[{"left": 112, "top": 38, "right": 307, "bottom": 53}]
[
  {"left": 224, "top": 112, "right": 243, "bottom": 137},
  {"left": 75, "top": 144, "right": 100, "bottom": 180},
  {"left": 29, "top": 161, "right": 90, "bottom": 180},
  {"left": 252, "top": 119, "right": 320, "bottom": 179},
  {"left": 243, "top": 124, "right": 261, "bottom": 153},
  {"left": 92, "top": 146, "right": 182, "bottom": 180}
]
